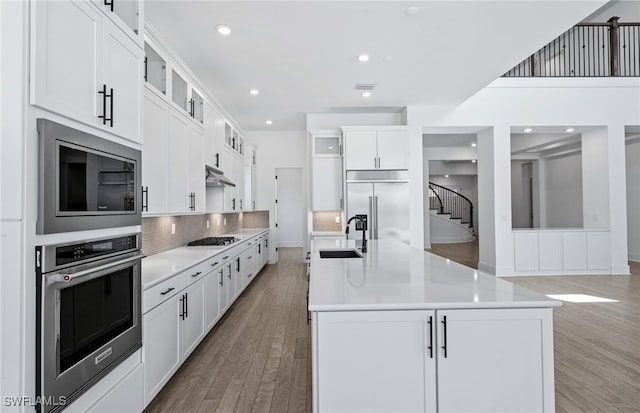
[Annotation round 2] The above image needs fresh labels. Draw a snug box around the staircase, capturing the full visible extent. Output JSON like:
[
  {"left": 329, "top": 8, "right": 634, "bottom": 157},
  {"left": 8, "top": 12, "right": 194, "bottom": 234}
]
[{"left": 428, "top": 182, "right": 475, "bottom": 241}]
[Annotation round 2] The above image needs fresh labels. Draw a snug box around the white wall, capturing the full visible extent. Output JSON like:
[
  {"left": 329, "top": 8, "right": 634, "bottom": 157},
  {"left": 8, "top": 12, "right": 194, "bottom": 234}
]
[
  {"left": 275, "top": 168, "right": 304, "bottom": 247},
  {"left": 245, "top": 130, "right": 307, "bottom": 259},
  {"left": 582, "top": 128, "right": 611, "bottom": 228},
  {"left": 544, "top": 154, "right": 583, "bottom": 228},
  {"left": 306, "top": 112, "right": 402, "bottom": 130},
  {"left": 626, "top": 139, "right": 640, "bottom": 261}
]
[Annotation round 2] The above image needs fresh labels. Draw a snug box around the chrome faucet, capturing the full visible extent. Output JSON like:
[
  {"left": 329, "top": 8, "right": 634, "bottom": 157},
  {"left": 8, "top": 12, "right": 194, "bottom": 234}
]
[{"left": 345, "top": 215, "right": 367, "bottom": 253}]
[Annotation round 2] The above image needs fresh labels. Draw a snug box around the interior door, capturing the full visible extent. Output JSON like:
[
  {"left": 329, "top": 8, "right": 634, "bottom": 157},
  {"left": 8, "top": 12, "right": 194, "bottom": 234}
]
[
  {"left": 374, "top": 183, "right": 410, "bottom": 243},
  {"left": 346, "top": 182, "right": 373, "bottom": 240}
]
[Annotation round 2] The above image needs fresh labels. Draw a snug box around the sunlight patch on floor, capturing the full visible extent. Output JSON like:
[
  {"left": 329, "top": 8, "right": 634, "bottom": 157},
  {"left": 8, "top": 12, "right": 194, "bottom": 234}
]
[{"left": 546, "top": 294, "right": 618, "bottom": 303}]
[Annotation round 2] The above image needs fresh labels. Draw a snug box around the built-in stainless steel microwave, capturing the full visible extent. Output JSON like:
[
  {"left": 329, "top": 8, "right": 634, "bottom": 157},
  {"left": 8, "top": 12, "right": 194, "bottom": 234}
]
[{"left": 37, "top": 119, "right": 142, "bottom": 234}]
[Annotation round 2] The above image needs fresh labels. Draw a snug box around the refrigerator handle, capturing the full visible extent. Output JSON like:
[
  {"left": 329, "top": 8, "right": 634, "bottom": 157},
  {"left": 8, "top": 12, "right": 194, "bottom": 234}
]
[
  {"left": 368, "top": 196, "right": 373, "bottom": 240},
  {"left": 374, "top": 196, "right": 379, "bottom": 239}
]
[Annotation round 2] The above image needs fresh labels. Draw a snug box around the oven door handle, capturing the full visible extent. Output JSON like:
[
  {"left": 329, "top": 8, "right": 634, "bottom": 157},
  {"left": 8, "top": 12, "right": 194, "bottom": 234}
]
[{"left": 46, "top": 254, "right": 143, "bottom": 284}]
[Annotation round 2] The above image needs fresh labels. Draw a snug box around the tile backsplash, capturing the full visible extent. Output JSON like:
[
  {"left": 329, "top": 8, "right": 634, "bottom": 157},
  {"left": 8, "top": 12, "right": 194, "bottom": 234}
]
[
  {"left": 142, "top": 211, "right": 269, "bottom": 256},
  {"left": 313, "top": 211, "right": 343, "bottom": 232}
]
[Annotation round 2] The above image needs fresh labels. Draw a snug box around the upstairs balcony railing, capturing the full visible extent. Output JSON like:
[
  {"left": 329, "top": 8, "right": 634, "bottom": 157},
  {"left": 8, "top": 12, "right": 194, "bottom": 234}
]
[{"left": 503, "top": 17, "right": 639, "bottom": 77}]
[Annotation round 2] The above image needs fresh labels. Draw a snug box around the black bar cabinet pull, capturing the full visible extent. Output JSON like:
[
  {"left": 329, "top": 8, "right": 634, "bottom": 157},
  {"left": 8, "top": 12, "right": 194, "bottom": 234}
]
[
  {"left": 191, "top": 271, "right": 202, "bottom": 278},
  {"left": 104, "top": 0, "right": 114, "bottom": 12},
  {"left": 215, "top": 153, "right": 220, "bottom": 167},
  {"left": 211, "top": 261, "right": 219, "bottom": 267},
  {"left": 142, "top": 186, "right": 148, "bottom": 212},
  {"left": 98, "top": 84, "right": 108, "bottom": 125},
  {"left": 441, "top": 315, "right": 448, "bottom": 358},
  {"left": 144, "top": 57, "right": 148, "bottom": 81},
  {"left": 160, "top": 287, "right": 174, "bottom": 296},
  {"left": 227, "top": 264, "right": 232, "bottom": 279},
  {"left": 258, "top": 244, "right": 261, "bottom": 254},
  {"left": 108, "top": 88, "right": 114, "bottom": 127},
  {"left": 219, "top": 270, "right": 223, "bottom": 287},
  {"left": 184, "top": 293, "right": 188, "bottom": 318},
  {"left": 180, "top": 295, "right": 185, "bottom": 320},
  {"left": 427, "top": 316, "right": 433, "bottom": 359},
  {"left": 232, "top": 198, "right": 236, "bottom": 210},
  {"left": 236, "top": 257, "right": 240, "bottom": 272}
]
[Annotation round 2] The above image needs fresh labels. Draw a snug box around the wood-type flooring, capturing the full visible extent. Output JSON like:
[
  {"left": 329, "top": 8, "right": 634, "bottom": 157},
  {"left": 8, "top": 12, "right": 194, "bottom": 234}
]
[{"left": 145, "top": 246, "right": 640, "bottom": 413}]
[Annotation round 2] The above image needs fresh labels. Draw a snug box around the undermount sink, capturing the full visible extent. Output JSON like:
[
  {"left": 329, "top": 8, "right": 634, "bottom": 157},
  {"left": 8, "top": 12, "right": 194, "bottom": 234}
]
[{"left": 319, "top": 249, "right": 363, "bottom": 259}]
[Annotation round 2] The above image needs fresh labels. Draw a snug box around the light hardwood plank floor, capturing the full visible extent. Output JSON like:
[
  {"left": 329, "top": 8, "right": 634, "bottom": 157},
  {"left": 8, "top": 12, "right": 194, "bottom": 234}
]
[
  {"left": 427, "top": 238, "right": 479, "bottom": 269},
  {"left": 145, "top": 247, "right": 640, "bottom": 413}
]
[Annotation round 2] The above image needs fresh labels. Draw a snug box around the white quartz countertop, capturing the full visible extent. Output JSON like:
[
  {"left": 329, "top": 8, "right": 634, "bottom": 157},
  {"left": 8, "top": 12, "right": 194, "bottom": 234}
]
[
  {"left": 142, "top": 228, "right": 268, "bottom": 290},
  {"left": 309, "top": 238, "right": 561, "bottom": 311}
]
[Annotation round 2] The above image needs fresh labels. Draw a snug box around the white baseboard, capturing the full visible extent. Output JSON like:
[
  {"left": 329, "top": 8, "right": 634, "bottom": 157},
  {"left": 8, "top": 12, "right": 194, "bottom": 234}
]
[
  {"left": 611, "top": 263, "right": 631, "bottom": 274},
  {"left": 477, "top": 261, "right": 496, "bottom": 275},
  {"left": 629, "top": 252, "right": 640, "bottom": 263}
]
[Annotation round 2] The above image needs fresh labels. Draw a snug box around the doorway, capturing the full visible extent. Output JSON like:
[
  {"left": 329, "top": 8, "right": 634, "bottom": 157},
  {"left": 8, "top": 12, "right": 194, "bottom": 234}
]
[{"left": 275, "top": 168, "right": 304, "bottom": 248}]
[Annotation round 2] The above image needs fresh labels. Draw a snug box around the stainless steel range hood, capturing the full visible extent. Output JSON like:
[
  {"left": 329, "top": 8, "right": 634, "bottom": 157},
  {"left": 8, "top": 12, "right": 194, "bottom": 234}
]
[{"left": 205, "top": 165, "right": 236, "bottom": 187}]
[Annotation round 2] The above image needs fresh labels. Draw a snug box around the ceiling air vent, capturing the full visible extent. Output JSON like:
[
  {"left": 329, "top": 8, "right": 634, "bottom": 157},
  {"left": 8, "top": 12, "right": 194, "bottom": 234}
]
[{"left": 354, "top": 83, "right": 376, "bottom": 91}]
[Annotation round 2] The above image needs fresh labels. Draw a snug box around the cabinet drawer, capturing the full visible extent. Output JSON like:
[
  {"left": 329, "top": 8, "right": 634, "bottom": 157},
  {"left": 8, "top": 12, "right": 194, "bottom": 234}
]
[
  {"left": 240, "top": 248, "right": 256, "bottom": 271},
  {"left": 143, "top": 276, "right": 181, "bottom": 314},
  {"left": 180, "top": 260, "right": 211, "bottom": 289}
]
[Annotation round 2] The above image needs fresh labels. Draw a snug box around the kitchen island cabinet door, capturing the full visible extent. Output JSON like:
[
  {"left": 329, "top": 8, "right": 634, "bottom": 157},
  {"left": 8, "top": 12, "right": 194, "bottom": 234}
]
[
  {"left": 143, "top": 294, "right": 181, "bottom": 406},
  {"left": 436, "top": 308, "right": 554, "bottom": 412},
  {"left": 315, "top": 310, "right": 436, "bottom": 413}
]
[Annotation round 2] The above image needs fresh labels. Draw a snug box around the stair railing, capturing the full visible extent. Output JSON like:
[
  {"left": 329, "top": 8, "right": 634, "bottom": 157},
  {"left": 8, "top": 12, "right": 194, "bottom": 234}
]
[{"left": 428, "top": 182, "right": 474, "bottom": 230}]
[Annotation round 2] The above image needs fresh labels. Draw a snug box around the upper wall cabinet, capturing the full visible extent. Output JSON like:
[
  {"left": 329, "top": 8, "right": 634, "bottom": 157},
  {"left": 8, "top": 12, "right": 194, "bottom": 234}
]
[
  {"left": 31, "top": 0, "right": 143, "bottom": 144},
  {"left": 169, "top": 68, "right": 204, "bottom": 124},
  {"left": 144, "top": 42, "right": 166, "bottom": 95},
  {"left": 343, "top": 127, "right": 408, "bottom": 170},
  {"left": 90, "top": 0, "right": 143, "bottom": 46}
]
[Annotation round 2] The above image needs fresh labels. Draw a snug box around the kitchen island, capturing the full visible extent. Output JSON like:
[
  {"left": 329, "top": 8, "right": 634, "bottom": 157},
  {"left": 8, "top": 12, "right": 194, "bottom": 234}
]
[{"left": 309, "top": 238, "right": 561, "bottom": 413}]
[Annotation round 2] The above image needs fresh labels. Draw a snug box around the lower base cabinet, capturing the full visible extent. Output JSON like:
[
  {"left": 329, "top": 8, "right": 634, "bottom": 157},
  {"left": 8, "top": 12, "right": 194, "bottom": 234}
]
[{"left": 314, "top": 308, "right": 554, "bottom": 412}]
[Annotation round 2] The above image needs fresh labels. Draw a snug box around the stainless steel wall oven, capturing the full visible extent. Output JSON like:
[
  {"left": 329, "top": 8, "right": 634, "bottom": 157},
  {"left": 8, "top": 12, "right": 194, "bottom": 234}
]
[
  {"left": 37, "top": 119, "right": 142, "bottom": 234},
  {"left": 35, "top": 234, "right": 143, "bottom": 413}
]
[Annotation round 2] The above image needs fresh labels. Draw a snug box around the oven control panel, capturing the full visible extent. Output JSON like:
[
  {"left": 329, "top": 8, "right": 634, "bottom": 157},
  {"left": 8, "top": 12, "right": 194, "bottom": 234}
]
[{"left": 55, "top": 235, "right": 138, "bottom": 266}]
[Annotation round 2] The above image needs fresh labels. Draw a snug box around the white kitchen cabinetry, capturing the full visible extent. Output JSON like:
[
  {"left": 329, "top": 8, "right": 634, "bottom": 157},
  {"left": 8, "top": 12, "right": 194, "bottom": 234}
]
[
  {"left": 245, "top": 146, "right": 257, "bottom": 211},
  {"left": 180, "top": 280, "right": 206, "bottom": 359},
  {"left": 31, "top": 0, "right": 143, "bottom": 144},
  {"left": 436, "top": 308, "right": 553, "bottom": 412},
  {"left": 312, "top": 158, "right": 343, "bottom": 211},
  {"left": 144, "top": 41, "right": 166, "bottom": 95},
  {"left": 91, "top": 0, "right": 142, "bottom": 45},
  {"left": 316, "top": 310, "right": 436, "bottom": 413},
  {"left": 143, "top": 292, "right": 181, "bottom": 404},
  {"left": 223, "top": 148, "right": 244, "bottom": 212},
  {"left": 314, "top": 307, "right": 554, "bottom": 413},
  {"left": 513, "top": 229, "right": 611, "bottom": 274},
  {"left": 167, "top": 108, "right": 204, "bottom": 214},
  {"left": 343, "top": 128, "right": 408, "bottom": 170},
  {"left": 142, "top": 90, "right": 169, "bottom": 214}
]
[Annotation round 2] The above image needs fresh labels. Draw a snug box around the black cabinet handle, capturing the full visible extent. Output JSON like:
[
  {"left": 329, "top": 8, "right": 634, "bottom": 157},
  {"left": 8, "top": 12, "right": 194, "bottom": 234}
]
[
  {"left": 227, "top": 264, "right": 232, "bottom": 279},
  {"left": 215, "top": 152, "right": 220, "bottom": 168},
  {"left": 219, "top": 269, "right": 223, "bottom": 287},
  {"left": 142, "top": 186, "right": 148, "bottom": 212},
  {"left": 427, "top": 316, "right": 433, "bottom": 359},
  {"left": 104, "top": 0, "right": 114, "bottom": 12},
  {"left": 248, "top": 243, "right": 252, "bottom": 246},
  {"left": 236, "top": 257, "right": 240, "bottom": 272},
  {"left": 258, "top": 244, "right": 261, "bottom": 254},
  {"left": 441, "top": 315, "right": 448, "bottom": 358},
  {"left": 189, "top": 192, "right": 195, "bottom": 211},
  {"left": 144, "top": 56, "right": 148, "bottom": 81},
  {"left": 248, "top": 256, "right": 252, "bottom": 260},
  {"left": 160, "top": 287, "right": 174, "bottom": 296},
  {"left": 223, "top": 256, "right": 229, "bottom": 260},
  {"left": 184, "top": 293, "right": 188, "bottom": 318},
  {"left": 180, "top": 294, "right": 185, "bottom": 320},
  {"left": 240, "top": 199, "right": 243, "bottom": 210},
  {"left": 232, "top": 198, "right": 236, "bottom": 210},
  {"left": 191, "top": 271, "right": 202, "bottom": 278},
  {"left": 98, "top": 84, "right": 108, "bottom": 125},
  {"left": 211, "top": 261, "right": 219, "bottom": 267},
  {"left": 109, "top": 88, "right": 114, "bottom": 127},
  {"left": 247, "top": 273, "right": 253, "bottom": 278}
]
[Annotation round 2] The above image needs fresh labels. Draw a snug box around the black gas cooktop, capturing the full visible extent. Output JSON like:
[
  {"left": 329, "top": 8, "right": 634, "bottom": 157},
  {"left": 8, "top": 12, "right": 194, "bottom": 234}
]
[{"left": 187, "top": 236, "right": 238, "bottom": 247}]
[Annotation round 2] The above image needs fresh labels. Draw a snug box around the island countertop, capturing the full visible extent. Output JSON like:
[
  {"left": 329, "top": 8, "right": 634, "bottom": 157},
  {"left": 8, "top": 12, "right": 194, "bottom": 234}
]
[{"left": 309, "top": 238, "right": 561, "bottom": 311}]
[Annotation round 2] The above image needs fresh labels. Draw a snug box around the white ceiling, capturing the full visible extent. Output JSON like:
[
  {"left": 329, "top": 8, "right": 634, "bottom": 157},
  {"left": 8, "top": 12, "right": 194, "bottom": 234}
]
[{"left": 145, "top": 1, "right": 610, "bottom": 131}]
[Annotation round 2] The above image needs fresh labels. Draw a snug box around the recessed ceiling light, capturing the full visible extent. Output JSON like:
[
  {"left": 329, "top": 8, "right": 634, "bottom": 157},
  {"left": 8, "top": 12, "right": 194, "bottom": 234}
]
[
  {"left": 405, "top": 6, "right": 420, "bottom": 16},
  {"left": 471, "top": 142, "right": 477, "bottom": 147},
  {"left": 358, "top": 54, "right": 369, "bottom": 62},
  {"left": 472, "top": 159, "right": 477, "bottom": 163},
  {"left": 216, "top": 25, "right": 232, "bottom": 36},
  {"left": 445, "top": 174, "right": 449, "bottom": 178},
  {"left": 265, "top": 120, "right": 272, "bottom": 125},
  {"left": 362, "top": 92, "right": 371, "bottom": 98},
  {"left": 523, "top": 128, "right": 533, "bottom": 133},
  {"left": 565, "top": 128, "right": 575, "bottom": 132},
  {"left": 249, "top": 89, "right": 259, "bottom": 96}
]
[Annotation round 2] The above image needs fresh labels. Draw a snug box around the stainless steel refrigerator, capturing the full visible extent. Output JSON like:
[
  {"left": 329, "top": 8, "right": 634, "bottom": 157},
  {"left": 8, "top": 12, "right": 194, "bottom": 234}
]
[{"left": 346, "top": 170, "right": 410, "bottom": 244}]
